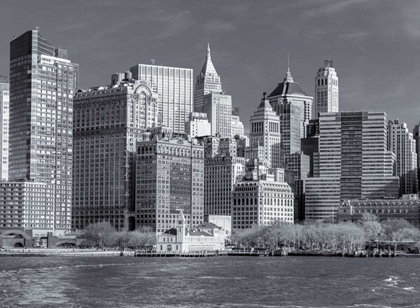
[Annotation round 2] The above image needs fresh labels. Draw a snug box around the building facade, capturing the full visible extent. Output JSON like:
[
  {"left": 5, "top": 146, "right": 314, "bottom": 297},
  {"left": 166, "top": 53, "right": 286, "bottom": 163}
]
[
  {"left": 249, "top": 93, "right": 281, "bottom": 168},
  {"left": 72, "top": 77, "right": 159, "bottom": 231},
  {"left": 204, "top": 156, "right": 246, "bottom": 216},
  {"left": 0, "top": 181, "right": 53, "bottom": 235},
  {"left": 194, "top": 44, "right": 222, "bottom": 113},
  {"left": 135, "top": 133, "right": 204, "bottom": 233},
  {"left": 305, "top": 111, "right": 399, "bottom": 221},
  {"left": 130, "top": 63, "right": 193, "bottom": 134},
  {"left": 314, "top": 60, "right": 339, "bottom": 116},
  {"left": 0, "top": 78, "right": 9, "bottom": 180},
  {"left": 8, "top": 29, "right": 76, "bottom": 235},
  {"left": 185, "top": 112, "right": 211, "bottom": 137},
  {"left": 388, "top": 119, "right": 418, "bottom": 195},
  {"left": 338, "top": 195, "right": 420, "bottom": 226},
  {"left": 203, "top": 92, "right": 232, "bottom": 138},
  {"left": 232, "top": 166, "right": 294, "bottom": 229}
]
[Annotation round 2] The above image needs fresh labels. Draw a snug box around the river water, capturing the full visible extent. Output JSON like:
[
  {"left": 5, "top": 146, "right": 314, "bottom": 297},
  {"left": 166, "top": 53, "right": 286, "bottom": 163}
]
[{"left": 0, "top": 256, "right": 419, "bottom": 308}]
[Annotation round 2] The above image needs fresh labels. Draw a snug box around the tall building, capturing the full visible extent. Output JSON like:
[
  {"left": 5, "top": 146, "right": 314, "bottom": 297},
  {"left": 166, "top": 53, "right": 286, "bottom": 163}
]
[
  {"left": 305, "top": 111, "right": 399, "bottom": 221},
  {"left": 130, "top": 63, "right": 193, "bottom": 134},
  {"left": 0, "top": 77, "right": 9, "bottom": 180},
  {"left": 205, "top": 156, "right": 245, "bottom": 216},
  {"left": 314, "top": 60, "right": 339, "bottom": 116},
  {"left": 7, "top": 29, "right": 76, "bottom": 235},
  {"left": 232, "top": 165, "right": 294, "bottom": 229},
  {"left": 249, "top": 93, "right": 281, "bottom": 168},
  {"left": 185, "top": 112, "right": 211, "bottom": 137},
  {"left": 412, "top": 123, "right": 420, "bottom": 193},
  {"left": 135, "top": 132, "right": 204, "bottom": 233},
  {"left": 203, "top": 92, "right": 232, "bottom": 138},
  {"left": 388, "top": 119, "right": 418, "bottom": 195},
  {"left": 268, "top": 68, "right": 313, "bottom": 139},
  {"left": 194, "top": 44, "right": 222, "bottom": 113},
  {"left": 72, "top": 76, "right": 160, "bottom": 231}
]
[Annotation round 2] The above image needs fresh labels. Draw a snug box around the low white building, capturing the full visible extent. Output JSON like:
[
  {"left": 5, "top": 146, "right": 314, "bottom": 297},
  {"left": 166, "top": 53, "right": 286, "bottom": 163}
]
[
  {"left": 157, "top": 211, "right": 225, "bottom": 253},
  {"left": 185, "top": 112, "right": 211, "bottom": 137}
]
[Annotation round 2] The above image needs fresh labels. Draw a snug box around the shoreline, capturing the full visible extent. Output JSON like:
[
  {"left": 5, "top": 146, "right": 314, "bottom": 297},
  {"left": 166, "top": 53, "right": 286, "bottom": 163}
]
[{"left": 1, "top": 249, "right": 420, "bottom": 258}]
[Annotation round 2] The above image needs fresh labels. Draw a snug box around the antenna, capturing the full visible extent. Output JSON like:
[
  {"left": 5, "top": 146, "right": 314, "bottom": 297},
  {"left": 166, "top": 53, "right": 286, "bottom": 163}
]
[{"left": 287, "top": 52, "right": 290, "bottom": 71}]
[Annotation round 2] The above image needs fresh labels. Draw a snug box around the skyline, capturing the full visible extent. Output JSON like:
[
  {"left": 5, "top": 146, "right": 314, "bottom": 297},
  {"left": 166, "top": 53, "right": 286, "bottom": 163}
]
[{"left": 1, "top": 0, "right": 420, "bottom": 133}]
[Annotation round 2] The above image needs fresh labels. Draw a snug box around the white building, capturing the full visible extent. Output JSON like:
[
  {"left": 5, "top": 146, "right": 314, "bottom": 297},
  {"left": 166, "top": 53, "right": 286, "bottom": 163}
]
[
  {"left": 203, "top": 92, "right": 232, "bottom": 138},
  {"left": 232, "top": 165, "right": 294, "bottom": 229},
  {"left": 231, "top": 114, "right": 244, "bottom": 137},
  {"left": 0, "top": 78, "right": 9, "bottom": 180},
  {"left": 194, "top": 44, "right": 223, "bottom": 113},
  {"left": 130, "top": 63, "right": 193, "bottom": 134},
  {"left": 249, "top": 93, "right": 281, "bottom": 168},
  {"left": 315, "top": 60, "right": 339, "bottom": 116},
  {"left": 185, "top": 112, "right": 211, "bottom": 137},
  {"left": 156, "top": 210, "right": 225, "bottom": 253},
  {"left": 388, "top": 119, "right": 418, "bottom": 195}
]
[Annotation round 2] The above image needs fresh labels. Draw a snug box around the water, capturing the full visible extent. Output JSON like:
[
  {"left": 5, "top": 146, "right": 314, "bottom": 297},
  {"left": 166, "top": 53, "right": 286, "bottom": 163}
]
[{"left": 0, "top": 256, "right": 419, "bottom": 308}]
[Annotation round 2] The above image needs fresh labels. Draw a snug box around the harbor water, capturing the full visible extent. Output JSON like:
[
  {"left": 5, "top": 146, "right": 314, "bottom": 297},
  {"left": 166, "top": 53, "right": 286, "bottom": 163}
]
[{"left": 0, "top": 256, "right": 419, "bottom": 308}]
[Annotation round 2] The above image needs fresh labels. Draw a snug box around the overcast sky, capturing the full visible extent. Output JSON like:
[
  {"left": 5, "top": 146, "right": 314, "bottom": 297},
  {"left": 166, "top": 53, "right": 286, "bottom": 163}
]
[{"left": 1, "top": 0, "right": 420, "bottom": 133}]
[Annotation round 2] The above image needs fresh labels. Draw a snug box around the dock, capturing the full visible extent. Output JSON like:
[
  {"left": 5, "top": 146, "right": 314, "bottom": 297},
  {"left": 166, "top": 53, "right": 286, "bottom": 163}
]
[{"left": 134, "top": 250, "right": 226, "bottom": 257}]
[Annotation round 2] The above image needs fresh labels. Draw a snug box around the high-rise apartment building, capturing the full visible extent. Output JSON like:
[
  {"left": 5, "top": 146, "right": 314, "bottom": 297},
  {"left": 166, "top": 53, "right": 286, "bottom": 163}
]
[
  {"left": 203, "top": 92, "right": 232, "bottom": 138},
  {"left": 185, "top": 112, "right": 211, "bottom": 137},
  {"left": 130, "top": 63, "right": 193, "bottom": 134},
  {"left": 7, "top": 29, "right": 76, "bottom": 235},
  {"left": 305, "top": 111, "right": 399, "bottom": 221},
  {"left": 0, "top": 77, "right": 9, "bottom": 180},
  {"left": 194, "top": 44, "right": 222, "bottom": 113},
  {"left": 314, "top": 60, "right": 339, "bottom": 116},
  {"left": 249, "top": 93, "right": 281, "bottom": 168},
  {"left": 72, "top": 76, "right": 160, "bottom": 231},
  {"left": 388, "top": 119, "right": 418, "bottom": 195},
  {"left": 135, "top": 132, "right": 204, "bottom": 233}
]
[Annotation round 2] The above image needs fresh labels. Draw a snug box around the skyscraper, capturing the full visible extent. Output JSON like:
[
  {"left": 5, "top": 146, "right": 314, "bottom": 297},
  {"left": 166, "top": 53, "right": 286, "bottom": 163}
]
[
  {"left": 305, "top": 111, "right": 399, "bottom": 221},
  {"left": 268, "top": 68, "right": 313, "bottom": 139},
  {"left": 388, "top": 119, "right": 418, "bottom": 195},
  {"left": 194, "top": 44, "right": 222, "bottom": 113},
  {"left": 315, "top": 60, "right": 339, "bottom": 116},
  {"left": 130, "top": 64, "right": 193, "bottom": 134},
  {"left": 73, "top": 75, "right": 160, "bottom": 231},
  {"left": 203, "top": 92, "right": 232, "bottom": 138},
  {"left": 0, "top": 77, "right": 9, "bottom": 180},
  {"left": 8, "top": 29, "right": 76, "bottom": 235},
  {"left": 135, "top": 131, "right": 204, "bottom": 233},
  {"left": 249, "top": 93, "right": 281, "bottom": 168}
]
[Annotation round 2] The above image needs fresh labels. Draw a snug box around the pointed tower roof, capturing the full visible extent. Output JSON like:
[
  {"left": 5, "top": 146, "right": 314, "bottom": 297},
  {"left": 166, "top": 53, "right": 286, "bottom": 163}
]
[
  {"left": 199, "top": 43, "right": 219, "bottom": 76},
  {"left": 268, "top": 68, "right": 307, "bottom": 98}
]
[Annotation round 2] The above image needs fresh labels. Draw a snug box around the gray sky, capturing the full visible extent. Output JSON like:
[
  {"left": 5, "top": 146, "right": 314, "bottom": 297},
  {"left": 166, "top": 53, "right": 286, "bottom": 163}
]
[{"left": 1, "top": 0, "right": 420, "bottom": 133}]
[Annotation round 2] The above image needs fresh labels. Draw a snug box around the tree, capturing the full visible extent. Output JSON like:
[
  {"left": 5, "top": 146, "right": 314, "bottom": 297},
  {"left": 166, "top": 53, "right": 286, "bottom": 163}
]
[
  {"left": 79, "top": 221, "right": 116, "bottom": 248},
  {"left": 128, "top": 226, "right": 156, "bottom": 249}
]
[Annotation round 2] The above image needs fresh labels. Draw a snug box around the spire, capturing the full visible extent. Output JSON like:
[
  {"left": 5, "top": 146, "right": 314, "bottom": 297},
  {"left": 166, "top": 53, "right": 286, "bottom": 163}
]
[
  {"left": 284, "top": 53, "right": 294, "bottom": 83},
  {"left": 199, "top": 43, "right": 218, "bottom": 76}
]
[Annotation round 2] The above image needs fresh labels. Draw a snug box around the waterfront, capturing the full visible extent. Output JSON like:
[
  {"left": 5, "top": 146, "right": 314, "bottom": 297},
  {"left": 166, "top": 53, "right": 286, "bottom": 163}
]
[{"left": 1, "top": 257, "right": 419, "bottom": 308}]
